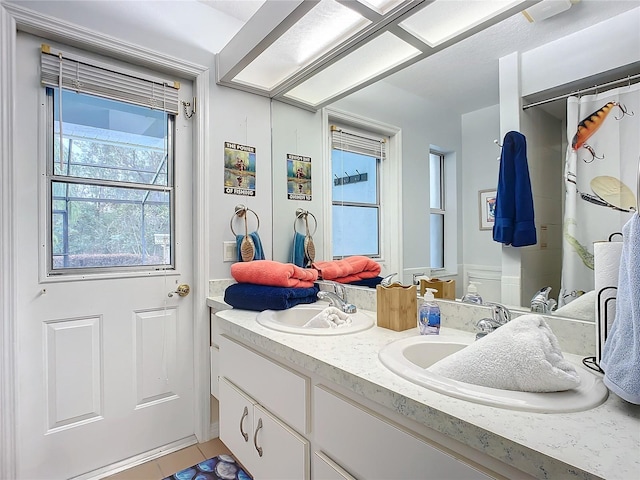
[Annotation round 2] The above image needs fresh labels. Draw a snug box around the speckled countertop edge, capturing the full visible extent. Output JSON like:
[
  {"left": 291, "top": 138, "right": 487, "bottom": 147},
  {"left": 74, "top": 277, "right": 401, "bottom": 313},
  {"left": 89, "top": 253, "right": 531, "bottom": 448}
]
[{"left": 208, "top": 296, "right": 640, "bottom": 480}]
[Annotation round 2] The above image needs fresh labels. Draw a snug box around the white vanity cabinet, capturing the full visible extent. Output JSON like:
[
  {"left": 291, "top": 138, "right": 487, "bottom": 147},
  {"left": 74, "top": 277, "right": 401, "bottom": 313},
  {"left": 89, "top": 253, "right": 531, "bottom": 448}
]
[
  {"left": 313, "top": 385, "right": 493, "bottom": 480},
  {"left": 217, "top": 334, "right": 310, "bottom": 479}
]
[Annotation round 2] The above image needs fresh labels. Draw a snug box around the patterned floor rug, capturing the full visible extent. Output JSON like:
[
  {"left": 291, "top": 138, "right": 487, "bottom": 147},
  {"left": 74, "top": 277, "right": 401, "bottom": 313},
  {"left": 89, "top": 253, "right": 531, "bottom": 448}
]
[{"left": 163, "top": 454, "right": 252, "bottom": 480}]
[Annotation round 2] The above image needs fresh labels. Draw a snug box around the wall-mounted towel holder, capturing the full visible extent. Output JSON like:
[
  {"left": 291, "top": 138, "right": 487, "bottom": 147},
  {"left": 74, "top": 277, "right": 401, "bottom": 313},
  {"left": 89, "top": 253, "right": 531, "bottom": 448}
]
[
  {"left": 230, "top": 204, "right": 260, "bottom": 236},
  {"left": 294, "top": 209, "right": 317, "bottom": 235},
  {"left": 294, "top": 209, "right": 317, "bottom": 265},
  {"left": 230, "top": 205, "right": 261, "bottom": 261},
  {"left": 494, "top": 139, "right": 502, "bottom": 161},
  {"left": 334, "top": 170, "right": 368, "bottom": 186}
]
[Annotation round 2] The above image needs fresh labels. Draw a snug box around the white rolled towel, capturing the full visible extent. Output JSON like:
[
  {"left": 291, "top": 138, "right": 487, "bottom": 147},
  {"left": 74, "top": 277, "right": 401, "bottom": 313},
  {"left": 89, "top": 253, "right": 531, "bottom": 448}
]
[
  {"left": 429, "top": 314, "right": 581, "bottom": 392},
  {"left": 303, "top": 307, "right": 352, "bottom": 328}
]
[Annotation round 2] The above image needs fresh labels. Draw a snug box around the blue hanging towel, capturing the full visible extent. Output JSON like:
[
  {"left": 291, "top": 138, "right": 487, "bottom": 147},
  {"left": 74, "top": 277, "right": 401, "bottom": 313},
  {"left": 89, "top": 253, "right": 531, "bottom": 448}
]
[
  {"left": 235, "top": 231, "right": 265, "bottom": 261},
  {"left": 290, "top": 232, "right": 307, "bottom": 267},
  {"left": 493, "top": 131, "right": 537, "bottom": 247},
  {"left": 600, "top": 214, "right": 640, "bottom": 404}
]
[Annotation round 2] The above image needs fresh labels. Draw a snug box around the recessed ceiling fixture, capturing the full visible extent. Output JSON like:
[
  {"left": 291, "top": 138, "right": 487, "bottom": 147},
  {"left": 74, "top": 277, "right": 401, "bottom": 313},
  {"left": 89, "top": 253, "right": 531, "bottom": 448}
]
[
  {"left": 216, "top": 0, "right": 540, "bottom": 111},
  {"left": 521, "top": 0, "right": 578, "bottom": 23}
]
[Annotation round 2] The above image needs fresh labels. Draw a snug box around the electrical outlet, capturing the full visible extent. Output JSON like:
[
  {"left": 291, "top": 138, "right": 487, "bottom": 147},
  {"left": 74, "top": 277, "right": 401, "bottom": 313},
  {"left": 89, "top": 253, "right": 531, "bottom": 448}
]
[{"left": 223, "top": 241, "right": 237, "bottom": 262}]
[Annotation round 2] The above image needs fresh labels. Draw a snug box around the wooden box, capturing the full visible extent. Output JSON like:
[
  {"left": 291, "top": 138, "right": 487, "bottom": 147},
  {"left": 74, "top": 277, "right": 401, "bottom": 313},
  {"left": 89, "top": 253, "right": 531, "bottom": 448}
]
[
  {"left": 376, "top": 284, "right": 417, "bottom": 331},
  {"left": 419, "top": 278, "right": 455, "bottom": 299}
]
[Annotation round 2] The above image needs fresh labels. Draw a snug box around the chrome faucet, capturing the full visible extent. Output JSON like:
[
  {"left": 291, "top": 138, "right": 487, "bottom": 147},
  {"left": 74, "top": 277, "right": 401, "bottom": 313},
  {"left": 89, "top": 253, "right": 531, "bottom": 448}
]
[
  {"left": 474, "top": 303, "right": 511, "bottom": 340},
  {"left": 531, "top": 286, "right": 557, "bottom": 314},
  {"left": 316, "top": 281, "right": 357, "bottom": 314}
]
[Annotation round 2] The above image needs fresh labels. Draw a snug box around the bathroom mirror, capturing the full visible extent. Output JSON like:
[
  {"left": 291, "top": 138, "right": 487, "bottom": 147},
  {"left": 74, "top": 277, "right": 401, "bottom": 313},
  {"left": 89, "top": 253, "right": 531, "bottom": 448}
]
[{"left": 269, "top": 2, "right": 640, "bottom": 322}]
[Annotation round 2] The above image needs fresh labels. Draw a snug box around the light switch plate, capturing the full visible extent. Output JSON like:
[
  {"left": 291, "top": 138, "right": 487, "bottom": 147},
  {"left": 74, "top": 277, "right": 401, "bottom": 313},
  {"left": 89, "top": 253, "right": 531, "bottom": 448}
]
[{"left": 223, "top": 241, "right": 237, "bottom": 262}]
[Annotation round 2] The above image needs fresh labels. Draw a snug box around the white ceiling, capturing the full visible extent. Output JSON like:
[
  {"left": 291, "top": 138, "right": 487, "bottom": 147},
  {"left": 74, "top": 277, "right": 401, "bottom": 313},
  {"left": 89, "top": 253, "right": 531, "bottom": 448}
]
[{"left": 7, "top": 0, "right": 640, "bottom": 117}]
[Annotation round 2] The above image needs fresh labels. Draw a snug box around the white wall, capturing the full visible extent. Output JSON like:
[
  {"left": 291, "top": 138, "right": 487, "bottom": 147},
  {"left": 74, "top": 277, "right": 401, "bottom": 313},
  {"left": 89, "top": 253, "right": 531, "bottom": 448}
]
[
  {"left": 519, "top": 107, "right": 563, "bottom": 306},
  {"left": 270, "top": 100, "right": 324, "bottom": 264},
  {"left": 460, "top": 104, "right": 502, "bottom": 301},
  {"left": 208, "top": 82, "right": 273, "bottom": 279}
]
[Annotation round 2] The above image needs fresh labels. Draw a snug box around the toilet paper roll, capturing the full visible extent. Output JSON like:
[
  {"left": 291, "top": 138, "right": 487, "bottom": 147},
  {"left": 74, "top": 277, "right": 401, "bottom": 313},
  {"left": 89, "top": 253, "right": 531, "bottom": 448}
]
[{"left": 594, "top": 241, "right": 623, "bottom": 362}]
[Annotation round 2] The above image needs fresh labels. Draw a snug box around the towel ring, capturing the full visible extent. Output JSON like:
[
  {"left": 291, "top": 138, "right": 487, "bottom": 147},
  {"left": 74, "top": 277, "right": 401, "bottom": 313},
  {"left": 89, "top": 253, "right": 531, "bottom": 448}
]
[
  {"left": 230, "top": 204, "right": 260, "bottom": 236},
  {"left": 294, "top": 208, "right": 317, "bottom": 236}
]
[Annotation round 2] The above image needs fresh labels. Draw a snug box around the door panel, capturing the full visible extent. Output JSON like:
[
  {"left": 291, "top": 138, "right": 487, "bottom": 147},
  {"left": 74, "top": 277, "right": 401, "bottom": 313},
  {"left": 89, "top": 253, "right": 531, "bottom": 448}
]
[
  {"left": 15, "top": 32, "right": 195, "bottom": 479},
  {"left": 44, "top": 316, "right": 103, "bottom": 432}
]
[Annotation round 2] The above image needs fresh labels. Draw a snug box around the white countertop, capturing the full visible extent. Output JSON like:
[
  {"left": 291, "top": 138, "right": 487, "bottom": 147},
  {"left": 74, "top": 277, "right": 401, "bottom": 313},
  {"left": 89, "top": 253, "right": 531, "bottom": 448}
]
[{"left": 209, "top": 298, "right": 640, "bottom": 480}]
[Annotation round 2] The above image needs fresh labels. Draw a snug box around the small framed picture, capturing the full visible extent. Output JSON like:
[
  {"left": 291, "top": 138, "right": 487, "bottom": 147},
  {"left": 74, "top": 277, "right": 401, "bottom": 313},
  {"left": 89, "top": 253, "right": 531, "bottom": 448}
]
[{"left": 479, "top": 189, "right": 497, "bottom": 230}]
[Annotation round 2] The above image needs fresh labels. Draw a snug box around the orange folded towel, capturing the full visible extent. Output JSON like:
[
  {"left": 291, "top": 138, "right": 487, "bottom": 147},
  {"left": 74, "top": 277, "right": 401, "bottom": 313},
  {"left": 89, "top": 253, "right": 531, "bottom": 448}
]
[
  {"left": 312, "top": 256, "right": 381, "bottom": 283},
  {"left": 231, "top": 260, "right": 318, "bottom": 288}
]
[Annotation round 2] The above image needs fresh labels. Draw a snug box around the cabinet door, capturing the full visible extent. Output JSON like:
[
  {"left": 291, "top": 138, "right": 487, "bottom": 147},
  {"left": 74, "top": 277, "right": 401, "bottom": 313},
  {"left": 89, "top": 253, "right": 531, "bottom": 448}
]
[
  {"left": 219, "top": 377, "right": 257, "bottom": 475},
  {"left": 253, "top": 404, "right": 310, "bottom": 480},
  {"left": 314, "top": 386, "right": 493, "bottom": 480},
  {"left": 312, "top": 451, "right": 356, "bottom": 480}
]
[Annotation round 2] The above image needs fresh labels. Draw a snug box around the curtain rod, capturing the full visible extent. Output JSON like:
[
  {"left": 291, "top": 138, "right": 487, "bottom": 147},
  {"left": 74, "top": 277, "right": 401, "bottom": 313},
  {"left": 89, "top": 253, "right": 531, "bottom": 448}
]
[{"left": 522, "top": 73, "right": 640, "bottom": 110}]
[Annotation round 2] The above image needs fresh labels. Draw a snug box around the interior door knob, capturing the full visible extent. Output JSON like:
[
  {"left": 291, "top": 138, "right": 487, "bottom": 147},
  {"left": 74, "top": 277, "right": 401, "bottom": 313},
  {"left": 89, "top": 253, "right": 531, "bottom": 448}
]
[{"left": 168, "top": 284, "right": 190, "bottom": 297}]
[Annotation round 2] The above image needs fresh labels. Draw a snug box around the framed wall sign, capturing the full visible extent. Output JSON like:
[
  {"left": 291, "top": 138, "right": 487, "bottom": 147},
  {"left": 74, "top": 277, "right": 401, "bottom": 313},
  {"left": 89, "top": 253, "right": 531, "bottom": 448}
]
[{"left": 479, "top": 189, "right": 497, "bottom": 230}]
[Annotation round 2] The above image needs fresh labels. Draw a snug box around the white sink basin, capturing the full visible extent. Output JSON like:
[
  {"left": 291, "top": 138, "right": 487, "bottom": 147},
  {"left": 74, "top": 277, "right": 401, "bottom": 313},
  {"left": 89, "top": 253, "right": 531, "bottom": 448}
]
[
  {"left": 256, "top": 304, "right": 375, "bottom": 336},
  {"left": 378, "top": 335, "right": 608, "bottom": 413}
]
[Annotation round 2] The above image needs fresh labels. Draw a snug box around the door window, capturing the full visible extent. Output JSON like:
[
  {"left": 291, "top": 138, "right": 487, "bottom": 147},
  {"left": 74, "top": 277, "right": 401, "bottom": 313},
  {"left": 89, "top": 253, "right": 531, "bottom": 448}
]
[{"left": 42, "top": 47, "right": 179, "bottom": 275}]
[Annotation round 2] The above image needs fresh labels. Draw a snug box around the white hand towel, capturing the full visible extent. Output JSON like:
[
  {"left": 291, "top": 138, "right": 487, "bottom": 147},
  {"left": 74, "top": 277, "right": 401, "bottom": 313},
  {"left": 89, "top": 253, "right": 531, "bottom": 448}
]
[
  {"left": 429, "top": 314, "right": 581, "bottom": 392},
  {"left": 303, "top": 307, "right": 352, "bottom": 328},
  {"left": 553, "top": 290, "right": 596, "bottom": 321},
  {"left": 600, "top": 214, "right": 640, "bottom": 404}
]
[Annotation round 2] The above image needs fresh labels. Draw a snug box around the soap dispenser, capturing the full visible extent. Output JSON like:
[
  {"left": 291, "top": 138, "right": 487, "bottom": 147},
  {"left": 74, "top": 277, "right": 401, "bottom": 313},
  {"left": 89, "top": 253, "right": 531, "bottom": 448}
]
[
  {"left": 462, "top": 282, "right": 483, "bottom": 305},
  {"left": 418, "top": 288, "right": 440, "bottom": 335}
]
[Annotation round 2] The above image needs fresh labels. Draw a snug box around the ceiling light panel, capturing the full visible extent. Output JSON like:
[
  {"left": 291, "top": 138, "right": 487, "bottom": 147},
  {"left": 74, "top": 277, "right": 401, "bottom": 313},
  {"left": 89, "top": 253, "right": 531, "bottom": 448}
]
[
  {"left": 284, "top": 31, "right": 421, "bottom": 107},
  {"left": 356, "top": 0, "right": 406, "bottom": 15},
  {"left": 399, "top": 0, "right": 527, "bottom": 47},
  {"left": 232, "top": 0, "right": 371, "bottom": 91}
]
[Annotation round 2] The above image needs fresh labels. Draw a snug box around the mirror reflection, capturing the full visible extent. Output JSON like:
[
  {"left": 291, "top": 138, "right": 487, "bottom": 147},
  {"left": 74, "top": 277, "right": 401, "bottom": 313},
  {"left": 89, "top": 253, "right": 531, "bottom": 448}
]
[{"left": 271, "top": 1, "right": 640, "bottom": 322}]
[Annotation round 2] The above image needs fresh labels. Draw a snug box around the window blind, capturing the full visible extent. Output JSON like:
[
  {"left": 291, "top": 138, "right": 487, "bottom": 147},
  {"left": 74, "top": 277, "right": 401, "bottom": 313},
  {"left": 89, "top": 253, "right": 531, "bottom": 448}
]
[
  {"left": 331, "top": 125, "right": 386, "bottom": 160},
  {"left": 40, "top": 45, "right": 180, "bottom": 114}
]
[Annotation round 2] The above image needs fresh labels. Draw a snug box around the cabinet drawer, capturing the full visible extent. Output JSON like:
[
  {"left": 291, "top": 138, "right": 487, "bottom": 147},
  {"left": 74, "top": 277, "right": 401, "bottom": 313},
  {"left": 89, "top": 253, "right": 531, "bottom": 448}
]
[
  {"left": 314, "top": 385, "right": 492, "bottom": 480},
  {"left": 219, "top": 335, "right": 309, "bottom": 434}
]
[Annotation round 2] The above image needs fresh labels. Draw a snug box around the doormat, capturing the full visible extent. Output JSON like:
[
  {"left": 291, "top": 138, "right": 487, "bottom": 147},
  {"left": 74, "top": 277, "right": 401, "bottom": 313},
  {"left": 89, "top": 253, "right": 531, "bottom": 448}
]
[{"left": 163, "top": 454, "right": 252, "bottom": 480}]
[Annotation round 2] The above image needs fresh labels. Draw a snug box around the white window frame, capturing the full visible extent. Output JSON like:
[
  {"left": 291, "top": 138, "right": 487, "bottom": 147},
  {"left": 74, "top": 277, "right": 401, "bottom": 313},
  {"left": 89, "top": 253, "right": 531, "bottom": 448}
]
[
  {"left": 322, "top": 107, "right": 402, "bottom": 277},
  {"left": 429, "top": 150, "right": 446, "bottom": 271}
]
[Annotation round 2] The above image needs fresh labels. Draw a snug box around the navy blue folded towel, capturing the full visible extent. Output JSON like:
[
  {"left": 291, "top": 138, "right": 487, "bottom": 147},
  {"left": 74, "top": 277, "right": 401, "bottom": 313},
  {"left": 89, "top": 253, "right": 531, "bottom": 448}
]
[
  {"left": 224, "top": 283, "right": 320, "bottom": 311},
  {"left": 348, "top": 276, "right": 384, "bottom": 288}
]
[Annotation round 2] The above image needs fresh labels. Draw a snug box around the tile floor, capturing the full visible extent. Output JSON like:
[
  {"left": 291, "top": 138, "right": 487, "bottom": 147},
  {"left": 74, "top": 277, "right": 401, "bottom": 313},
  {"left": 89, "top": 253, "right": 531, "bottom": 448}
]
[{"left": 104, "top": 438, "right": 233, "bottom": 480}]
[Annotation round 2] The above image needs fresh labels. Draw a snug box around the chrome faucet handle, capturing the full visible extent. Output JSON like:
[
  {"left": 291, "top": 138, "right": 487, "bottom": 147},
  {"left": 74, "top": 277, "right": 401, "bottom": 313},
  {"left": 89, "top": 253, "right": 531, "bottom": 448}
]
[
  {"left": 474, "top": 317, "right": 502, "bottom": 340},
  {"left": 381, "top": 273, "right": 398, "bottom": 287},
  {"left": 317, "top": 290, "right": 357, "bottom": 314},
  {"left": 333, "top": 282, "right": 347, "bottom": 301},
  {"left": 486, "top": 303, "right": 511, "bottom": 325}
]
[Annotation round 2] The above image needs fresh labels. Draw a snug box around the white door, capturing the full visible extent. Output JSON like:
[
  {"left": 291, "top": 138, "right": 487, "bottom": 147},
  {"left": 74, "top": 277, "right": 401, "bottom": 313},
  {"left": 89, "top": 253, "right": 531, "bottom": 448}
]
[{"left": 14, "top": 33, "right": 195, "bottom": 479}]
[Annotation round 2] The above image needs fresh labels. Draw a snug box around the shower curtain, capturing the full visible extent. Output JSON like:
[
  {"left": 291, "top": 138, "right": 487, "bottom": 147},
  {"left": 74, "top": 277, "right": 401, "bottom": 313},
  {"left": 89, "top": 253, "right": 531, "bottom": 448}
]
[{"left": 559, "top": 83, "right": 640, "bottom": 307}]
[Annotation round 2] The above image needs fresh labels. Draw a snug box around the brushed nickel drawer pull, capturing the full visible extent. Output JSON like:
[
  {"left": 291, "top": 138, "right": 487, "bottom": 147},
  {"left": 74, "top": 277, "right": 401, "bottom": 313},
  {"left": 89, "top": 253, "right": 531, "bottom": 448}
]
[
  {"left": 240, "top": 406, "right": 249, "bottom": 441},
  {"left": 253, "top": 418, "right": 263, "bottom": 457}
]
